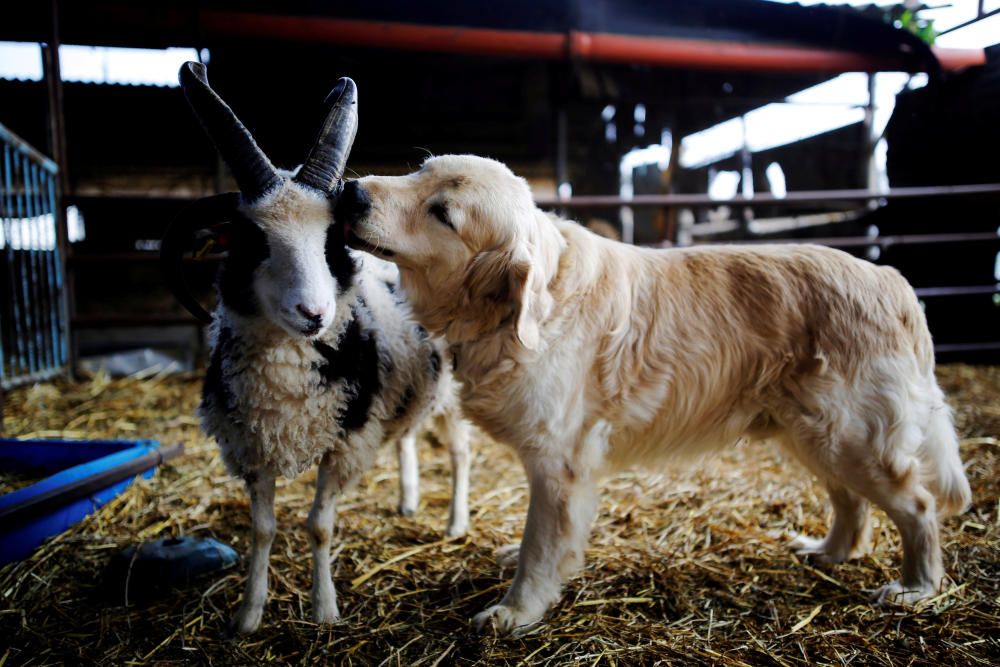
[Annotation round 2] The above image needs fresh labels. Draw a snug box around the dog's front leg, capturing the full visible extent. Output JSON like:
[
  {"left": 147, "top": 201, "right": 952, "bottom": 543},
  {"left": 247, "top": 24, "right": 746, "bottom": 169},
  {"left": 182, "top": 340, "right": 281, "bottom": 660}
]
[{"left": 473, "top": 449, "right": 599, "bottom": 635}]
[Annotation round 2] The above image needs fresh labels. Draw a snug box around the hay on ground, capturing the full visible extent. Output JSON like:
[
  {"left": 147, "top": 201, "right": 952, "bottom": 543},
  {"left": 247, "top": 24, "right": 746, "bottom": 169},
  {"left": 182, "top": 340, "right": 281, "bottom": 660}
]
[{"left": 0, "top": 365, "right": 998, "bottom": 665}]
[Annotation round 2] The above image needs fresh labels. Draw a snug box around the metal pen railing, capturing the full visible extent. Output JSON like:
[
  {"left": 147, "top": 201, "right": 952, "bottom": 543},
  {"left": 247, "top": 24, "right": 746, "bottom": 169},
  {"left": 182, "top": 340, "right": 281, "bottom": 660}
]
[
  {"left": 537, "top": 184, "right": 1000, "bottom": 355},
  {"left": 0, "top": 122, "right": 68, "bottom": 388}
]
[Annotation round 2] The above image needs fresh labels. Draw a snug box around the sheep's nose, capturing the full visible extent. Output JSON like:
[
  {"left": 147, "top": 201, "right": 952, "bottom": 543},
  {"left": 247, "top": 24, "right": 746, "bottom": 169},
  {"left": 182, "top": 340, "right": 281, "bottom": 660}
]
[
  {"left": 334, "top": 179, "right": 371, "bottom": 225},
  {"left": 296, "top": 304, "right": 325, "bottom": 322}
]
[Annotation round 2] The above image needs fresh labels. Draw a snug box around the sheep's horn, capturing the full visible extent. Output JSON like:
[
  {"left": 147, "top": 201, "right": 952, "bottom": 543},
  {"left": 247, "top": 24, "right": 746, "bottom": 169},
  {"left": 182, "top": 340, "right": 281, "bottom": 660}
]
[
  {"left": 179, "top": 62, "right": 281, "bottom": 202},
  {"left": 294, "top": 77, "right": 358, "bottom": 195},
  {"left": 160, "top": 193, "right": 241, "bottom": 324}
]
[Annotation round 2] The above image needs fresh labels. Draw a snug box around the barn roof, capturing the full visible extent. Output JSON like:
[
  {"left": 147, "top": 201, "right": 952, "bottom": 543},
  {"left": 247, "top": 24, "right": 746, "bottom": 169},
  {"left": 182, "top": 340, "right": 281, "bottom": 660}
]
[{"left": 2, "top": 1, "right": 981, "bottom": 74}]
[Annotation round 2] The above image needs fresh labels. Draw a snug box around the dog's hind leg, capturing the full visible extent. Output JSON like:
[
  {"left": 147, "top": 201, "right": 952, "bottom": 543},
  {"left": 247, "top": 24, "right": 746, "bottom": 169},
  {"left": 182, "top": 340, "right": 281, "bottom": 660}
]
[
  {"left": 848, "top": 457, "right": 945, "bottom": 605},
  {"left": 789, "top": 482, "right": 872, "bottom": 563},
  {"left": 779, "top": 371, "right": 947, "bottom": 605}
]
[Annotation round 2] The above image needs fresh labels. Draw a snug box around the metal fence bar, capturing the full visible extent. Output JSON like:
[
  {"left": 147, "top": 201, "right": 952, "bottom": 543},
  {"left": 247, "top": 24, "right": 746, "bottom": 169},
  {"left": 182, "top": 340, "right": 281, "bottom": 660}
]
[
  {"left": 25, "top": 161, "right": 47, "bottom": 373},
  {"left": 0, "top": 122, "right": 67, "bottom": 388},
  {"left": 13, "top": 153, "right": 37, "bottom": 375},
  {"left": 703, "top": 231, "right": 1000, "bottom": 249},
  {"left": 41, "top": 167, "right": 58, "bottom": 368},
  {"left": 913, "top": 285, "right": 999, "bottom": 298},
  {"left": 2, "top": 146, "right": 21, "bottom": 379},
  {"left": 535, "top": 183, "right": 1000, "bottom": 209},
  {"left": 47, "top": 175, "right": 67, "bottom": 365},
  {"left": 27, "top": 156, "right": 47, "bottom": 373},
  {"left": 33, "top": 163, "right": 56, "bottom": 372}
]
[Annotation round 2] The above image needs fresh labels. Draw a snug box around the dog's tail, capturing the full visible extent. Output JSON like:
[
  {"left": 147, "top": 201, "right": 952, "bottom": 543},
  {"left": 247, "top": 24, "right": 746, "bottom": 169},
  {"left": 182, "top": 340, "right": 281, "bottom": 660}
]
[{"left": 919, "top": 400, "right": 972, "bottom": 517}]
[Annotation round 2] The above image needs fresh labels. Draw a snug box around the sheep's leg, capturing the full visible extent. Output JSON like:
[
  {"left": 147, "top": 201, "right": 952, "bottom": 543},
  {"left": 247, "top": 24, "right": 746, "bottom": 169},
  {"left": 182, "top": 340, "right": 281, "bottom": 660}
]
[
  {"left": 231, "top": 471, "right": 277, "bottom": 635},
  {"left": 442, "top": 409, "right": 471, "bottom": 537},
  {"left": 396, "top": 433, "right": 420, "bottom": 516},
  {"left": 308, "top": 453, "right": 341, "bottom": 624}
]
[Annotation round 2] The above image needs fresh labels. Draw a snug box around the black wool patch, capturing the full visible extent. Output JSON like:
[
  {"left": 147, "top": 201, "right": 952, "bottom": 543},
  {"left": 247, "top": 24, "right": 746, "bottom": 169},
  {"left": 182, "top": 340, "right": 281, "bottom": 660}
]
[
  {"left": 218, "top": 217, "right": 269, "bottom": 316},
  {"left": 313, "top": 308, "right": 382, "bottom": 432},
  {"left": 202, "top": 326, "right": 239, "bottom": 413},
  {"left": 326, "top": 218, "right": 357, "bottom": 292}
]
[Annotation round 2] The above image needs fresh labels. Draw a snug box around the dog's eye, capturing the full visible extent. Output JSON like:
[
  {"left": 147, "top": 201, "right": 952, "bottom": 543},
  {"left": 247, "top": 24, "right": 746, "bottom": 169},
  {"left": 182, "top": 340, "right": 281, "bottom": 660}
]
[{"left": 429, "top": 203, "right": 454, "bottom": 230}]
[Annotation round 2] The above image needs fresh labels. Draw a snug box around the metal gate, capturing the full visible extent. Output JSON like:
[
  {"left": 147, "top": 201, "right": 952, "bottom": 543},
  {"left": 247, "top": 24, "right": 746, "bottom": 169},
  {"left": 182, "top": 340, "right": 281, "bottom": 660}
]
[{"left": 0, "top": 122, "right": 68, "bottom": 388}]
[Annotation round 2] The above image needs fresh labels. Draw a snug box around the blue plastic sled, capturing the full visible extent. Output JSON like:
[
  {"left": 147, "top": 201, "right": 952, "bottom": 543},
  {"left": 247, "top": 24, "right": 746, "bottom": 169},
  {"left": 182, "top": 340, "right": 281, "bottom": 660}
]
[{"left": 0, "top": 438, "right": 182, "bottom": 565}]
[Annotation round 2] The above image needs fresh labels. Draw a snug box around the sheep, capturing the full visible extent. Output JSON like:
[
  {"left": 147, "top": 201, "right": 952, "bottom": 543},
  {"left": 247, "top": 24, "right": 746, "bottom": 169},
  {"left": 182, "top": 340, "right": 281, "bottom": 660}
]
[{"left": 168, "top": 62, "right": 470, "bottom": 635}]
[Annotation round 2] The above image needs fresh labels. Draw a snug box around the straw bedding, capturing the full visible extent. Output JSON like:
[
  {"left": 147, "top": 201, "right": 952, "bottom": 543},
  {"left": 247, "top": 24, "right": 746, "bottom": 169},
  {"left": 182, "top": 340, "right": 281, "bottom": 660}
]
[{"left": 1, "top": 365, "right": 997, "bottom": 665}]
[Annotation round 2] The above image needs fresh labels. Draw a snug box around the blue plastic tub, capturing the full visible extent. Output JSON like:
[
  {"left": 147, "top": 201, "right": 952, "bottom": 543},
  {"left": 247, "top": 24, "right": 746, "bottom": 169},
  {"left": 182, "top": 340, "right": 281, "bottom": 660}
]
[{"left": 0, "top": 438, "right": 181, "bottom": 565}]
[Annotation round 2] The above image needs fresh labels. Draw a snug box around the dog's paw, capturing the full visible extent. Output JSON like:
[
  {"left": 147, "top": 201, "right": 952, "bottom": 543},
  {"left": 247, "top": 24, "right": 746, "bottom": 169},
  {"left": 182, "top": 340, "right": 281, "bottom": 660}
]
[
  {"left": 472, "top": 604, "right": 542, "bottom": 636},
  {"left": 495, "top": 544, "right": 520, "bottom": 569},
  {"left": 873, "top": 580, "right": 937, "bottom": 606},
  {"left": 230, "top": 603, "right": 264, "bottom": 636},
  {"left": 788, "top": 533, "right": 849, "bottom": 564}
]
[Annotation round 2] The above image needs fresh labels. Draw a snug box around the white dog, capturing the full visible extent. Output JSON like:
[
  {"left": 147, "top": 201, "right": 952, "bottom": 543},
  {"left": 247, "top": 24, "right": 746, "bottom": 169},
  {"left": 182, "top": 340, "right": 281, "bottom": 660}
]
[{"left": 336, "top": 154, "right": 972, "bottom": 634}]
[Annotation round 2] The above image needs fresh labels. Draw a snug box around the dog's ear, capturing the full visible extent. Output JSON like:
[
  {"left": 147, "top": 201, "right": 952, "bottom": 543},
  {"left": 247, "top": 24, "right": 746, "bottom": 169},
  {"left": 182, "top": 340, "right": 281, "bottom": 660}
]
[
  {"left": 463, "top": 244, "right": 547, "bottom": 350},
  {"left": 509, "top": 245, "right": 544, "bottom": 349}
]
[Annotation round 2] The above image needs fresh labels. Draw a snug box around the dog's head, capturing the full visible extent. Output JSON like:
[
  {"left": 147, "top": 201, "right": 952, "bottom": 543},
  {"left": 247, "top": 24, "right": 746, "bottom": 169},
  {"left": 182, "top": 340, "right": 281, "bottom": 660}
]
[{"left": 338, "top": 155, "right": 563, "bottom": 349}]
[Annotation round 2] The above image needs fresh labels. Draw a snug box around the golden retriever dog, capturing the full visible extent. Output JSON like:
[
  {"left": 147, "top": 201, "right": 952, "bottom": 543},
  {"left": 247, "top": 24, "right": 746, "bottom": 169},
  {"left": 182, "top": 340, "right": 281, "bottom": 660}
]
[{"left": 336, "top": 154, "right": 972, "bottom": 634}]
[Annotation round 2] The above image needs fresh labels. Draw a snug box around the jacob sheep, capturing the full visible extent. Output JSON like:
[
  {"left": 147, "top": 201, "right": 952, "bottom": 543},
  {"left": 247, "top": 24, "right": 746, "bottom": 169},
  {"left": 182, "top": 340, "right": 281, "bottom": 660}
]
[
  {"left": 165, "top": 64, "right": 470, "bottom": 635},
  {"left": 338, "top": 154, "right": 972, "bottom": 634}
]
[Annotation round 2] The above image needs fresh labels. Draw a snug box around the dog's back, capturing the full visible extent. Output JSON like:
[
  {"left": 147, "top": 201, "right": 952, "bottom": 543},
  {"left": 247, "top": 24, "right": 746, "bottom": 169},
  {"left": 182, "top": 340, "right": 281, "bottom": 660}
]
[{"left": 560, "top": 229, "right": 966, "bottom": 506}]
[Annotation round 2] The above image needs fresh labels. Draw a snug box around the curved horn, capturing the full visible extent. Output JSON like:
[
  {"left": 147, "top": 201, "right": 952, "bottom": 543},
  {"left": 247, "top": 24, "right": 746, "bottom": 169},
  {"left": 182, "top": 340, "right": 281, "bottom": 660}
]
[
  {"left": 160, "top": 193, "right": 242, "bottom": 324},
  {"left": 179, "top": 62, "right": 281, "bottom": 202},
  {"left": 294, "top": 77, "right": 359, "bottom": 195}
]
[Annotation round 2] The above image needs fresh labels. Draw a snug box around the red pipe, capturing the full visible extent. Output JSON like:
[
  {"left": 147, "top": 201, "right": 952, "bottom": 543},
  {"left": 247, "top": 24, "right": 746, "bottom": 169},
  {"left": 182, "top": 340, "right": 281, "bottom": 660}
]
[
  {"left": 200, "top": 12, "right": 566, "bottom": 59},
  {"left": 199, "top": 11, "right": 984, "bottom": 73},
  {"left": 570, "top": 31, "right": 904, "bottom": 72},
  {"left": 931, "top": 47, "right": 987, "bottom": 71}
]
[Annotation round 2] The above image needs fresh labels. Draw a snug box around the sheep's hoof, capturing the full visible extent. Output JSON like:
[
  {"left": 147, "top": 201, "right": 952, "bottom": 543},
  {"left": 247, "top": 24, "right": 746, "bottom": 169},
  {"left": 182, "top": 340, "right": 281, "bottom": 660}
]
[
  {"left": 230, "top": 604, "right": 263, "bottom": 636},
  {"left": 397, "top": 504, "right": 417, "bottom": 517},
  {"left": 312, "top": 602, "right": 341, "bottom": 625},
  {"left": 446, "top": 519, "right": 468, "bottom": 538}
]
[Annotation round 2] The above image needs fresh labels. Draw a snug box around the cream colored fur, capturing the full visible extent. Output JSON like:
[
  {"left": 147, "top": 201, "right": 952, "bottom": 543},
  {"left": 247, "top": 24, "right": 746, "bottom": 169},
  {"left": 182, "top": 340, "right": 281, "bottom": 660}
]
[{"left": 350, "top": 155, "right": 972, "bottom": 634}]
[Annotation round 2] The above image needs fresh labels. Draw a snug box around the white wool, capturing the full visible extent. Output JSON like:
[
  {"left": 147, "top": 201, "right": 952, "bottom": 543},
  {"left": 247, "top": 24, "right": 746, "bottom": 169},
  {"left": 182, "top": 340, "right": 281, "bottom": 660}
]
[{"left": 199, "top": 253, "right": 453, "bottom": 484}]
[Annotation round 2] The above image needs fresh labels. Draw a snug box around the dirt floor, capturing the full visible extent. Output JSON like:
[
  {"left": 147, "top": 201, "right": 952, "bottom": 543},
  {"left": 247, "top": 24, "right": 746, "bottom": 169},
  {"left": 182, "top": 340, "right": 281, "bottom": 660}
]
[{"left": 1, "top": 365, "right": 998, "bottom": 666}]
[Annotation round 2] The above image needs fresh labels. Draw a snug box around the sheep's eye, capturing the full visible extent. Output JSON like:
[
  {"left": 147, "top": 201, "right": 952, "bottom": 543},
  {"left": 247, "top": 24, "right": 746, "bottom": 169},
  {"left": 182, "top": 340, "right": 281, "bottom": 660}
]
[{"left": 429, "top": 203, "right": 454, "bottom": 230}]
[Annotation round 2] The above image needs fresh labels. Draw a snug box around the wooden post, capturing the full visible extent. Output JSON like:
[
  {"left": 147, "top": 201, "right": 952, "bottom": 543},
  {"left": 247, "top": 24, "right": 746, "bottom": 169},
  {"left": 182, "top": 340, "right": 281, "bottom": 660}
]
[{"left": 42, "top": 0, "right": 76, "bottom": 377}]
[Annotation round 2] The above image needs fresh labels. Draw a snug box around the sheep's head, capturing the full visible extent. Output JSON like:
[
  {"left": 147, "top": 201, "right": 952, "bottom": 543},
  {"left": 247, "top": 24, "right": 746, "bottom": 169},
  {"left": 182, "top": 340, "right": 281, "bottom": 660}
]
[{"left": 162, "top": 62, "right": 358, "bottom": 339}]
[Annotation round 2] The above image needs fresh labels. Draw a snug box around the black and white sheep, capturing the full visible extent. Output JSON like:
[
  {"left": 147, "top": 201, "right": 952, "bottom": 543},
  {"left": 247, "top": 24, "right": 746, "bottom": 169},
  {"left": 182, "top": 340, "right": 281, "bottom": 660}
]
[{"left": 167, "top": 62, "right": 470, "bottom": 635}]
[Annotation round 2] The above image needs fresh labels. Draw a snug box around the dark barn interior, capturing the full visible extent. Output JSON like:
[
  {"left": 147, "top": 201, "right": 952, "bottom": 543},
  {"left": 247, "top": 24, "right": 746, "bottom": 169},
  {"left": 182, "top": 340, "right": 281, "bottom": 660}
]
[
  {"left": 2, "top": 0, "right": 997, "bottom": 367},
  {"left": 1, "top": 1, "right": 999, "bottom": 665}
]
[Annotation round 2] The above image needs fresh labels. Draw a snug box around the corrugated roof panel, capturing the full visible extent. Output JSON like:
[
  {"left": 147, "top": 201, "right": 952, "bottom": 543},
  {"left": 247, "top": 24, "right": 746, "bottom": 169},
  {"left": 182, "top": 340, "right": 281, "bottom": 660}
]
[{"left": 0, "top": 43, "right": 200, "bottom": 87}]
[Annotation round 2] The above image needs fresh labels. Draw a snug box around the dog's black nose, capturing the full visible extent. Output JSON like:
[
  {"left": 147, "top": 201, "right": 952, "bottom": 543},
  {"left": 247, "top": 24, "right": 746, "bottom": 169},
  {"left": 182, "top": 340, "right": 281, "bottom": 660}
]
[{"left": 334, "top": 179, "right": 371, "bottom": 225}]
